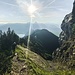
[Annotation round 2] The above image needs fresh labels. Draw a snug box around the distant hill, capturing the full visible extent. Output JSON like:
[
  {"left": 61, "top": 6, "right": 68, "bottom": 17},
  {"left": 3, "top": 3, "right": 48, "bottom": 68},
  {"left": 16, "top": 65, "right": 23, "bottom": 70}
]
[
  {"left": 0, "top": 22, "right": 61, "bottom": 37},
  {"left": 24, "top": 29, "right": 59, "bottom": 60}
]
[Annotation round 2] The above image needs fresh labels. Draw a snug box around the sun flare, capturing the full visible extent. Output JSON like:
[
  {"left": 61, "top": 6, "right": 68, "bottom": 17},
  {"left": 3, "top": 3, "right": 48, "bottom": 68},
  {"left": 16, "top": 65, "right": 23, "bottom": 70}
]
[{"left": 28, "top": 4, "right": 38, "bottom": 17}]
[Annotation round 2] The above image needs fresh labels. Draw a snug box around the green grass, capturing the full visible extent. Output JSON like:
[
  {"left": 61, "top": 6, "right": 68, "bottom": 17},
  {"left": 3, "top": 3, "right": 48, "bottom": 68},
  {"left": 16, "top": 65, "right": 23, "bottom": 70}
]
[
  {"left": 15, "top": 47, "right": 51, "bottom": 75},
  {"left": 27, "top": 59, "right": 51, "bottom": 75},
  {"left": 8, "top": 46, "right": 75, "bottom": 75}
]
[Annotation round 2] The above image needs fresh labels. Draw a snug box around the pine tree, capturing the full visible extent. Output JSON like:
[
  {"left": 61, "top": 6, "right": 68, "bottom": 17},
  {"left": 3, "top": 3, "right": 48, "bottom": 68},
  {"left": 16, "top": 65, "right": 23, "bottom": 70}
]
[{"left": 0, "top": 30, "right": 2, "bottom": 50}]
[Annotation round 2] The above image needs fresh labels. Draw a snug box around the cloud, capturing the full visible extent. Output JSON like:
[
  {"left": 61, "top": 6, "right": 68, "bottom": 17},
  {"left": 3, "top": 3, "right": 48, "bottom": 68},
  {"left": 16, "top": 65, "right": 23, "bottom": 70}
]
[
  {"left": 0, "top": 0, "right": 74, "bottom": 24},
  {"left": 0, "top": 0, "right": 17, "bottom": 7}
]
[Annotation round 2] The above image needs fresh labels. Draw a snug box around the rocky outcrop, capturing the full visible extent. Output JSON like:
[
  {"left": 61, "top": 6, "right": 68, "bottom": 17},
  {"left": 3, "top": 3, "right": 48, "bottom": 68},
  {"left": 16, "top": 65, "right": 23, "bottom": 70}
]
[
  {"left": 59, "top": 0, "right": 75, "bottom": 49},
  {"left": 72, "top": 1, "right": 75, "bottom": 23},
  {"left": 59, "top": 13, "right": 72, "bottom": 44},
  {"left": 53, "top": 1, "right": 75, "bottom": 69}
]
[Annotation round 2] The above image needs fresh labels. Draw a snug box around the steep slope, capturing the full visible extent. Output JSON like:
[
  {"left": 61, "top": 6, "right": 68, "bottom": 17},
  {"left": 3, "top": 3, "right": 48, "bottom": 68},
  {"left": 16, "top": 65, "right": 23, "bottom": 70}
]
[
  {"left": 10, "top": 45, "right": 51, "bottom": 75},
  {"left": 9, "top": 46, "right": 75, "bottom": 75},
  {"left": 53, "top": 1, "right": 75, "bottom": 69},
  {"left": 24, "top": 29, "right": 59, "bottom": 60}
]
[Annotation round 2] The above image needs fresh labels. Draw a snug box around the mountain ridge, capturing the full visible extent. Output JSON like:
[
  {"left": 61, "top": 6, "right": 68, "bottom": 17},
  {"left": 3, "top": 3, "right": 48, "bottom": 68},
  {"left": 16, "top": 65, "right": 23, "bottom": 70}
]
[
  {"left": 0, "top": 23, "right": 61, "bottom": 37},
  {"left": 24, "top": 29, "right": 59, "bottom": 60}
]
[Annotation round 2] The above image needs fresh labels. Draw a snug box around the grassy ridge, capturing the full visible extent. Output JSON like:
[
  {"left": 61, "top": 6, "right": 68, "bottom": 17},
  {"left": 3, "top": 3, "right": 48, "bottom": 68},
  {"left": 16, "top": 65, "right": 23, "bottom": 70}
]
[
  {"left": 15, "top": 46, "right": 51, "bottom": 75},
  {"left": 4, "top": 46, "right": 75, "bottom": 75}
]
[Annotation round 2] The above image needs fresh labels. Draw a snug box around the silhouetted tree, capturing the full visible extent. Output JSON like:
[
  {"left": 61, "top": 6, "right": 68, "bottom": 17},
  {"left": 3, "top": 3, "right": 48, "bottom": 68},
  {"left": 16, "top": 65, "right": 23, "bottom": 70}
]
[
  {"left": 0, "top": 28, "right": 19, "bottom": 74},
  {"left": 0, "top": 30, "right": 2, "bottom": 50}
]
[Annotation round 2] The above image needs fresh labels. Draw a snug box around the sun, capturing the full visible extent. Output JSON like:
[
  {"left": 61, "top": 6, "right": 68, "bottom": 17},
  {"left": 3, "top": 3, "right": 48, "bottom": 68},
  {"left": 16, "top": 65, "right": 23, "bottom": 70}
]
[{"left": 28, "top": 4, "right": 37, "bottom": 17}]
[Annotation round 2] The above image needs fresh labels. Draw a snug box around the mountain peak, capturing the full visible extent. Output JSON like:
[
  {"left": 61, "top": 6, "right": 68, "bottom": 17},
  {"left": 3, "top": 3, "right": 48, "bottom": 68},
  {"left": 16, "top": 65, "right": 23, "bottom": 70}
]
[{"left": 25, "top": 29, "right": 59, "bottom": 60}]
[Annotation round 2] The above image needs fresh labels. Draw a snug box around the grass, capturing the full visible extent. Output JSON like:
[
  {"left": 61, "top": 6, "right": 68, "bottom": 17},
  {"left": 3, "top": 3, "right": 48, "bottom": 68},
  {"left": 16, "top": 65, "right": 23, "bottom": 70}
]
[
  {"left": 5, "top": 46, "right": 75, "bottom": 75},
  {"left": 27, "top": 59, "right": 51, "bottom": 75},
  {"left": 15, "top": 47, "right": 26, "bottom": 61},
  {"left": 15, "top": 47, "right": 51, "bottom": 75}
]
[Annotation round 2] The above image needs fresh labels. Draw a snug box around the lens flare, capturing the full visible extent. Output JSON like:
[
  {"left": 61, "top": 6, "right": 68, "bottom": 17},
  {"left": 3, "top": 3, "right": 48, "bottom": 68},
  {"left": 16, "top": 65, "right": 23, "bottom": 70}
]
[
  {"left": 28, "top": 4, "right": 38, "bottom": 17},
  {"left": 28, "top": 5, "right": 37, "bottom": 14}
]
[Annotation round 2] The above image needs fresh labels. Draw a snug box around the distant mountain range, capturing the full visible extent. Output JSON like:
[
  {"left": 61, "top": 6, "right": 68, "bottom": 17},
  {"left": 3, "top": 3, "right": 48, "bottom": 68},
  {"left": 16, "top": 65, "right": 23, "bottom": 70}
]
[{"left": 0, "top": 22, "right": 61, "bottom": 37}]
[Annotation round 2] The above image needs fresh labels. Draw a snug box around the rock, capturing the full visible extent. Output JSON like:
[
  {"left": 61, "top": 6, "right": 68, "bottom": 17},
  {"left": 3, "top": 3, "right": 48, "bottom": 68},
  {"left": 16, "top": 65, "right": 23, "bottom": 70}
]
[
  {"left": 59, "top": 13, "right": 72, "bottom": 43},
  {"left": 15, "top": 53, "right": 17, "bottom": 56},
  {"left": 53, "top": 1, "right": 75, "bottom": 69}
]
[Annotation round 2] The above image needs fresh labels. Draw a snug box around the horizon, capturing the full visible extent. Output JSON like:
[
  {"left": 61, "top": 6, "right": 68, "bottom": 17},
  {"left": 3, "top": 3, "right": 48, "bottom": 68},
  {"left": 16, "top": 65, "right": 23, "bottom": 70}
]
[
  {"left": 0, "top": 0, "right": 74, "bottom": 27},
  {"left": 0, "top": 22, "right": 61, "bottom": 37},
  {"left": 0, "top": 0, "right": 74, "bottom": 37}
]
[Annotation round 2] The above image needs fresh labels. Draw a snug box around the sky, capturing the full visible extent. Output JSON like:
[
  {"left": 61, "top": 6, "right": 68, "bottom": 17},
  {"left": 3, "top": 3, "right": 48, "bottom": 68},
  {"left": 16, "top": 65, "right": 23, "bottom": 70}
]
[{"left": 0, "top": 0, "right": 74, "bottom": 25}]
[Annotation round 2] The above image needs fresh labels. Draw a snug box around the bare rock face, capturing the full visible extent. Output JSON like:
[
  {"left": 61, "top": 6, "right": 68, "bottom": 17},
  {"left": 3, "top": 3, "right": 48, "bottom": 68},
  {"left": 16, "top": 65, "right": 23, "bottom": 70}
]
[
  {"left": 59, "top": 13, "right": 72, "bottom": 44},
  {"left": 59, "top": 1, "right": 75, "bottom": 44},
  {"left": 59, "top": 0, "right": 75, "bottom": 43},
  {"left": 53, "top": 1, "right": 75, "bottom": 69},
  {"left": 72, "top": 0, "right": 75, "bottom": 23}
]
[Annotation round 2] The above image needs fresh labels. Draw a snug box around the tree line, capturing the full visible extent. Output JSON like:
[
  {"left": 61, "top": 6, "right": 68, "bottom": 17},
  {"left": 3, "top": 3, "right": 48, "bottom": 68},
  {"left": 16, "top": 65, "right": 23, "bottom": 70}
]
[{"left": 0, "top": 28, "right": 19, "bottom": 74}]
